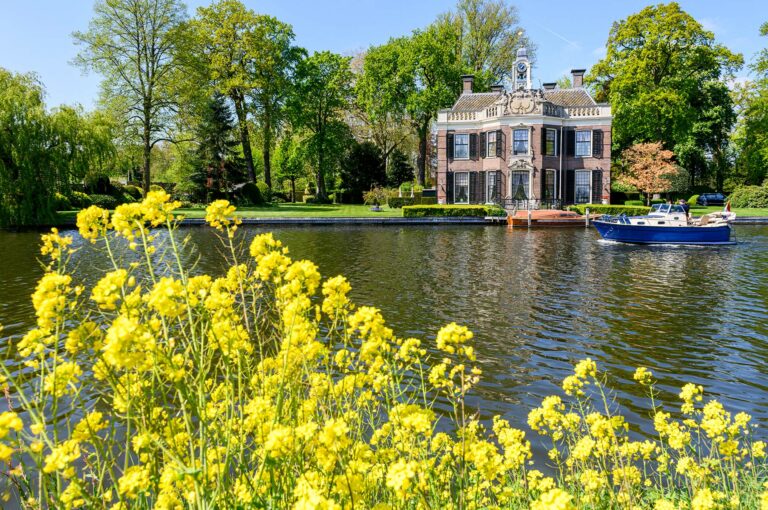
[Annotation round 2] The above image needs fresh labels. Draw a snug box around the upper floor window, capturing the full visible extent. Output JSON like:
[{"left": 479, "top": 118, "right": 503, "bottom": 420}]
[
  {"left": 513, "top": 129, "right": 529, "bottom": 155},
  {"left": 454, "top": 133, "right": 469, "bottom": 159},
  {"left": 575, "top": 130, "right": 592, "bottom": 157},
  {"left": 544, "top": 128, "right": 557, "bottom": 156},
  {"left": 487, "top": 131, "right": 497, "bottom": 157}
]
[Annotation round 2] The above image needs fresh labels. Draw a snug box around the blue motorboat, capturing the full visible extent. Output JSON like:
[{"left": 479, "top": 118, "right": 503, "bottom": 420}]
[{"left": 593, "top": 204, "right": 735, "bottom": 245}]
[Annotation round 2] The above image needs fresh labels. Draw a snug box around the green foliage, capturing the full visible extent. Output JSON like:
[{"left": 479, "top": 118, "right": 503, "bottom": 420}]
[
  {"left": 388, "top": 197, "right": 438, "bottom": 208},
  {"left": 69, "top": 191, "right": 93, "bottom": 209},
  {"left": 287, "top": 51, "right": 353, "bottom": 200},
  {"left": 729, "top": 184, "right": 768, "bottom": 208},
  {"left": 588, "top": 2, "right": 742, "bottom": 172},
  {"left": 567, "top": 204, "right": 651, "bottom": 216},
  {"left": 386, "top": 148, "right": 414, "bottom": 188},
  {"left": 236, "top": 182, "right": 265, "bottom": 206},
  {"left": 149, "top": 184, "right": 165, "bottom": 193},
  {"left": 403, "top": 204, "right": 505, "bottom": 217},
  {"left": 362, "top": 186, "right": 389, "bottom": 207},
  {"left": 123, "top": 185, "right": 143, "bottom": 200},
  {"left": 256, "top": 181, "right": 272, "bottom": 202},
  {"left": 623, "top": 200, "right": 645, "bottom": 206},
  {"left": 53, "top": 193, "right": 72, "bottom": 211},
  {"left": 88, "top": 194, "right": 119, "bottom": 209},
  {"left": 650, "top": 199, "right": 665, "bottom": 205},
  {"left": 340, "top": 141, "right": 386, "bottom": 203}
]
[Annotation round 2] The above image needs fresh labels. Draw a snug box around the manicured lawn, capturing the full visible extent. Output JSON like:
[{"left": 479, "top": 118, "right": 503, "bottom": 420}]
[
  {"left": 58, "top": 203, "right": 403, "bottom": 221},
  {"left": 690, "top": 206, "right": 768, "bottom": 217}
]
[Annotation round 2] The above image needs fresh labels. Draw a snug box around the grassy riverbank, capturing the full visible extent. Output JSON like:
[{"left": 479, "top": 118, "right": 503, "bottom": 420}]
[{"left": 692, "top": 205, "right": 768, "bottom": 217}]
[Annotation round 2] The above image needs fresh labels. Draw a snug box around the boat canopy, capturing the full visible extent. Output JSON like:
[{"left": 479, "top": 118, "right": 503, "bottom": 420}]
[{"left": 650, "top": 204, "right": 686, "bottom": 215}]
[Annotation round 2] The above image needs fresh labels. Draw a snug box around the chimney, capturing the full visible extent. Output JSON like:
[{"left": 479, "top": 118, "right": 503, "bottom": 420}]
[
  {"left": 543, "top": 82, "right": 556, "bottom": 90},
  {"left": 461, "top": 74, "right": 474, "bottom": 94},
  {"left": 490, "top": 84, "right": 504, "bottom": 93},
  {"left": 571, "top": 69, "right": 586, "bottom": 88}
]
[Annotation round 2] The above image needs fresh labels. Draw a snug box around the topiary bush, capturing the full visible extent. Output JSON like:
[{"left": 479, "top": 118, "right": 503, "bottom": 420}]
[
  {"left": 53, "top": 192, "right": 72, "bottom": 211},
  {"left": 69, "top": 191, "right": 93, "bottom": 209},
  {"left": 567, "top": 204, "right": 651, "bottom": 216},
  {"left": 688, "top": 194, "right": 700, "bottom": 207},
  {"left": 403, "top": 204, "right": 505, "bottom": 217},
  {"left": 729, "top": 185, "right": 768, "bottom": 208},
  {"left": 88, "top": 194, "right": 118, "bottom": 210},
  {"left": 123, "top": 184, "right": 143, "bottom": 200},
  {"left": 236, "top": 182, "right": 265, "bottom": 206}
]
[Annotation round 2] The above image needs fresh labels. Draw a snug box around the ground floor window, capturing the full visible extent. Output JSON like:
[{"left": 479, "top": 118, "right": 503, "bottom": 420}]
[
  {"left": 575, "top": 170, "right": 591, "bottom": 204},
  {"left": 543, "top": 169, "right": 556, "bottom": 200},
  {"left": 510, "top": 171, "right": 529, "bottom": 200},
  {"left": 487, "top": 172, "right": 498, "bottom": 203},
  {"left": 455, "top": 172, "right": 469, "bottom": 203}
]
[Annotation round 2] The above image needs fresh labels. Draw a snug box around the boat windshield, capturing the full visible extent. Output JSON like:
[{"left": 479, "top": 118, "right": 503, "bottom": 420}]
[{"left": 650, "top": 204, "right": 686, "bottom": 214}]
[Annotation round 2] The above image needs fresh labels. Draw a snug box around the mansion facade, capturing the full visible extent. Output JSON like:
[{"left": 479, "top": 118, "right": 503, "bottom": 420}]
[{"left": 436, "top": 48, "right": 612, "bottom": 208}]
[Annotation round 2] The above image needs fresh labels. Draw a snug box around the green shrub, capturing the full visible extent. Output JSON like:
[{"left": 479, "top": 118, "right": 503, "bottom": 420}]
[
  {"left": 88, "top": 194, "right": 118, "bottom": 209},
  {"left": 567, "top": 204, "right": 651, "bottom": 216},
  {"left": 123, "top": 184, "right": 143, "bottom": 200},
  {"left": 650, "top": 198, "right": 665, "bottom": 205},
  {"left": 403, "top": 204, "right": 505, "bottom": 218},
  {"left": 420, "top": 197, "right": 437, "bottom": 206},
  {"left": 236, "top": 182, "right": 265, "bottom": 206},
  {"left": 69, "top": 191, "right": 92, "bottom": 209},
  {"left": 623, "top": 200, "right": 644, "bottom": 206},
  {"left": 303, "top": 195, "right": 315, "bottom": 203},
  {"left": 257, "top": 181, "right": 272, "bottom": 202},
  {"left": 387, "top": 197, "right": 414, "bottom": 208},
  {"left": 688, "top": 194, "right": 700, "bottom": 207},
  {"left": 53, "top": 192, "right": 72, "bottom": 211},
  {"left": 149, "top": 184, "right": 165, "bottom": 193},
  {"left": 729, "top": 185, "right": 768, "bottom": 208}
]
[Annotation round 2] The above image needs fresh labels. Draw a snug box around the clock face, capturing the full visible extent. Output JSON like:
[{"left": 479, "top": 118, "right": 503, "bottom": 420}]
[{"left": 517, "top": 62, "right": 527, "bottom": 73}]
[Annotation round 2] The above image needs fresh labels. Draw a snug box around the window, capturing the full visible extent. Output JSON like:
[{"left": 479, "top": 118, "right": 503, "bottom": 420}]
[
  {"left": 487, "top": 172, "right": 498, "bottom": 203},
  {"left": 487, "top": 131, "right": 497, "bottom": 157},
  {"left": 454, "top": 134, "right": 469, "bottom": 159},
  {"left": 575, "top": 170, "right": 591, "bottom": 204},
  {"left": 513, "top": 129, "right": 529, "bottom": 155},
  {"left": 510, "top": 171, "right": 529, "bottom": 200},
  {"left": 454, "top": 172, "right": 469, "bottom": 203},
  {"left": 545, "top": 129, "right": 557, "bottom": 156},
  {"left": 575, "top": 131, "right": 592, "bottom": 157},
  {"left": 544, "top": 169, "right": 556, "bottom": 200}
]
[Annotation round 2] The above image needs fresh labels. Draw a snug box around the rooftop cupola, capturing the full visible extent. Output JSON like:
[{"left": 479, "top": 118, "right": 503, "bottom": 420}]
[{"left": 513, "top": 47, "right": 531, "bottom": 90}]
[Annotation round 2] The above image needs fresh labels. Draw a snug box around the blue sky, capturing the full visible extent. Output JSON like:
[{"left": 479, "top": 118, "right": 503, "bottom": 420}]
[{"left": 0, "top": 0, "right": 764, "bottom": 109}]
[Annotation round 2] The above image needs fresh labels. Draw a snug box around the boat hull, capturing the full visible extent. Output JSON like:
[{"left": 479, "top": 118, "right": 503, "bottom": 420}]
[{"left": 593, "top": 221, "right": 733, "bottom": 245}]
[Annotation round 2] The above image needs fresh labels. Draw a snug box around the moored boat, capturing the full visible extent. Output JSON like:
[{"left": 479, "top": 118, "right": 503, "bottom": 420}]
[
  {"left": 507, "top": 209, "right": 596, "bottom": 227},
  {"left": 592, "top": 203, "right": 736, "bottom": 245}
]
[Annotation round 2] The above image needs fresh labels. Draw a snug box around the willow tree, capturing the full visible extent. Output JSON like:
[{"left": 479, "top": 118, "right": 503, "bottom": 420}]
[{"left": 74, "top": 0, "right": 187, "bottom": 193}]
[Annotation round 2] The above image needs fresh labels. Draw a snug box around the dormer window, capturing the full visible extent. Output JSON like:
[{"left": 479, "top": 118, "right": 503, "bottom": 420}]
[
  {"left": 513, "top": 129, "right": 529, "bottom": 155},
  {"left": 454, "top": 134, "right": 469, "bottom": 159}
]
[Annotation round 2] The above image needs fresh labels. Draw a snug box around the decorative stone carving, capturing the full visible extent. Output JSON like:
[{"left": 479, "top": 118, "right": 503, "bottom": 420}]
[
  {"left": 494, "top": 88, "right": 555, "bottom": 117},
  {"left": 508, "top": 157, "right": 534, "bottom": 170}
]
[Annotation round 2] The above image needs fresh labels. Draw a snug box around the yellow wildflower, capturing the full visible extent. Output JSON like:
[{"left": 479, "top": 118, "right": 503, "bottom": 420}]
[
  {"left": 76, "top": 205, "right": 110, "bottom": 242},
  {"left": 531, "top": 488, "right": 574, "bottom": 510}
]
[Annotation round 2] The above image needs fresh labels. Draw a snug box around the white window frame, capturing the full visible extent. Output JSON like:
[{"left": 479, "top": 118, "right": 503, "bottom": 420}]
[
  {"left": 454, "top": 172, "right": 469, "bottom": 204},
  {"left": 454, "top": 133, "right": 470, "bottom": 160},
  {"left": 486, "top": 172, "right": 498, "bottom": 204},
  {"left": 486, "top": 131, "right": 497, "bottom": 158},
  {"left": 512, "top": 128, "right": 529, "bottom": 156},
  {"left": 574, "top": 169, "right": 592, "bottom": 204},
  {"left": 575, "top": 130, "right": 592, "bottom": 158},
  {"left": 544, "top": 128, "right": 558, "bottom": 157}
]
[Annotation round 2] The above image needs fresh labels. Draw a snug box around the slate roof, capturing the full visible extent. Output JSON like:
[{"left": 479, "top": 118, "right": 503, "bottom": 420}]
[
  {"left": 542, "top": 88, "right": 596, "bottom": 107},
  {"left": 451, "top": 92, "right": 502, "bottom": 112}
]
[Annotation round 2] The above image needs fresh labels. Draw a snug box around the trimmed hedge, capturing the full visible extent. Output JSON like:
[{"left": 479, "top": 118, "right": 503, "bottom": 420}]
[
  {"left": 567, "top": 204, "right": 650, "bottom": 216},
  {"left": 69, "top": 191, "right": 92, "bottom": 209},
  {"left": 54, "top": 192, "right": 72, "bottom": 211},
  {"left": 623, "top": 200, "right": 645, "bottom": 206},
  {"left": 402, "top": 205, "right": 506, "bottom": 218},
  {"left": 388, "top": 197, "right": 439, "bottom": 208},
  {"left": 89, "top": 194, "right": 118, "bottom": 210}
]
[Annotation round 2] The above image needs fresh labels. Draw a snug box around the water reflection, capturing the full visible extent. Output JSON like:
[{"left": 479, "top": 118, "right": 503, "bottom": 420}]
[{"left": 2, "top": 225, "right": 768, "bottom": 442}]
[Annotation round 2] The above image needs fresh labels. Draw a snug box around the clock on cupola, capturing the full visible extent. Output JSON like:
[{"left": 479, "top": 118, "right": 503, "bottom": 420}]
[{"left": 514, "top": 47, "right": 531, "bottom": 90}]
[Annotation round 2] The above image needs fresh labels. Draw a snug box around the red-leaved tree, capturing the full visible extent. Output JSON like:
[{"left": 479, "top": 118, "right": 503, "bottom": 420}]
[{"left": 621, "top": 142, "right": 679, "bottom": 205}]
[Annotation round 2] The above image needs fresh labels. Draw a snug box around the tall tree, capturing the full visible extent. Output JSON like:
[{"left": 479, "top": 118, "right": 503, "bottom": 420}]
[
  {"left": 402, "top": 19, "right": 464, "bottom": 185},
  {"left": 287, "top": 51, "right": 353, "bottom": 201},
  {"left": 274, "top": 133, "right": 307, "bottom": 202},
  {"left": 454, "top": 0, "right": 530, "bottom": 86},
  {"left": 340, "top": 141, "right": 386, "bottom": 203},
  {"left": 73, "top": 0, "right": 187, "bottom": 193},
  {"left": 588, "top": 3, "right": 742, "bottom": 163},
  {"left": 247, "top": 17, "right": 302, "bottom": 188}
]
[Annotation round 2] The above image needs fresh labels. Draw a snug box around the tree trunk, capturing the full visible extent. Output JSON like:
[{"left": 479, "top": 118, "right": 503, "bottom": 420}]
[
  {"left": 416, "top": 122, "right": 428, "bottom": 186},
  {"left": 316, "top": 148, "right": 327, "bottom": 200},
  {"left": 290, "top": 177, "right": 296, "bottom": 203},
  {"left": 233, "top": 92, "right": 256, "bottom": 182},
  {"left": 143, "top": 120, "right": 151, "bottom": 194},
  {"left": 263, "top": 107, "right": 272, "bottom": 188}
]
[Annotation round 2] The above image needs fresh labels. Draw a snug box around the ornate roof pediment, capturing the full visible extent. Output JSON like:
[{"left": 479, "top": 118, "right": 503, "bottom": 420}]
[{"left": 495, "top": 89, "right": 547, "bottom": 116}]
